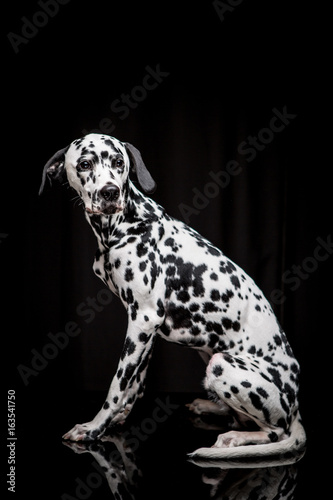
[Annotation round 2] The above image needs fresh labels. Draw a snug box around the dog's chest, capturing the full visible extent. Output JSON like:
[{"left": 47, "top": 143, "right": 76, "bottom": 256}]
[{"left": 93, "top": 249, "right": 119, "bottom": 296}]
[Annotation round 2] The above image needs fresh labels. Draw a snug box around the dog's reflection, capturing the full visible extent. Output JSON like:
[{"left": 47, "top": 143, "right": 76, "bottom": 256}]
[
  {"left": 63, "top": 432, "right": 140, "bottom": 500},
  {"left": 64, "top": 432, "right": 302, "bottom": 500},
  {"left": 189, "top": 439, "right": 304, "bottom": 500},
  {"left": 191, "top": 461, "right": 299, "bottom": 499}
]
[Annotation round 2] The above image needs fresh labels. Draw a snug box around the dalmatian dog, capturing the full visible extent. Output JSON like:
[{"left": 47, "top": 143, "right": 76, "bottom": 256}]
[{"left": 39, "top": 133, "right": 306, "bottom": 461}]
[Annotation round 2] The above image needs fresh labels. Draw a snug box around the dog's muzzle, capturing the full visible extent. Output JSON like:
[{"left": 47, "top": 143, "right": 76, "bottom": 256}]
[{"left": 86, "top": 184, "right": 122, "bottom": 215}]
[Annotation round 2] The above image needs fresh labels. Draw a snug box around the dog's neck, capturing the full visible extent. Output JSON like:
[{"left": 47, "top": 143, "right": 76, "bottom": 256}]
[{"left": 84, "top": 181, "right": 163, "bottom": 250}]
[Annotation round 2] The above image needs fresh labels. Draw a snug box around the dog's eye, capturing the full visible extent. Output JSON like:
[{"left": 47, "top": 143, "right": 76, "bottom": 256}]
[
  {"left": 116, "top": 158, "right": 124, "bottom": 169},
  {"left": 77, "top": 160, "right": 92, "bottom": 171}
]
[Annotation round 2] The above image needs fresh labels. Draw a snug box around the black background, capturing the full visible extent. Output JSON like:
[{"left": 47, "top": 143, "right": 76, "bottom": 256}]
[{"left": 2, "top": 0, "right": 331, "bottom": 498}]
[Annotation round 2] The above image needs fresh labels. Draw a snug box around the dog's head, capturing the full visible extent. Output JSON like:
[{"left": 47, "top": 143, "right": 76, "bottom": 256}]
[{"left": 39, "top": 134, "right": 156, "bottom": 215}]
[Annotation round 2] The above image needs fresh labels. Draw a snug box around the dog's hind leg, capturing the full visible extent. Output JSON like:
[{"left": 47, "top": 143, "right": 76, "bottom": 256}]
[{"left": 201, "top": 352, "right": 292, "bottom": 448}]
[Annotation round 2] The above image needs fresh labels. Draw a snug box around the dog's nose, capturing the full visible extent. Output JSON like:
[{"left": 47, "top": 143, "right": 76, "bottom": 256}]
[{"left": 100, "top": 184, "right": 120, "bottom": 201}]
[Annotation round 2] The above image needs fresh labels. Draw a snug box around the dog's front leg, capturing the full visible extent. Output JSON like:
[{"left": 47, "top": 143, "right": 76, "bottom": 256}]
[{"left": 62, "top": 318, "right": 157, "bottom": 442}]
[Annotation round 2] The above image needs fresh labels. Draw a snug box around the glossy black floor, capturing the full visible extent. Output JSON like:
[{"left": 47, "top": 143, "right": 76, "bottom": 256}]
[{"left": 9, "top": 387, "right": 323, "bottom": 500}]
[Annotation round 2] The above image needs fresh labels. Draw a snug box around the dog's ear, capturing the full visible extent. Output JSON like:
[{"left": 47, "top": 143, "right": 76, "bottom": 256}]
[
  {"left": 125, "top": 142, "right": 156, "bottom": 194},
  {"left": 39, "top": 146, "right": 69, "bottom": 195}
]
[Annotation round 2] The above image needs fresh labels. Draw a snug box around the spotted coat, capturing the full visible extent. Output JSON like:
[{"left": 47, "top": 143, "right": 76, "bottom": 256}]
[{"left": 40, "top": 134, "right": 306, "bottom": 460}]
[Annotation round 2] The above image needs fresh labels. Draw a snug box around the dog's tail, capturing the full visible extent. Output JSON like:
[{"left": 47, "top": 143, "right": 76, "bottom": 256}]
[{"left": 188, "top": 414, "right": 306, "bottom": 468}]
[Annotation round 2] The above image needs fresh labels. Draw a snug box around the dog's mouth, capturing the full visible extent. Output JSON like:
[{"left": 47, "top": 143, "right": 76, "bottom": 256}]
[{"left": 85, "top": 205, "right": 123, "bottom": 216}]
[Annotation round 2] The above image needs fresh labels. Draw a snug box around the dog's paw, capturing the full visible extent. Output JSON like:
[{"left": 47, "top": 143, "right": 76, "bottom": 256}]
[
  {"left": 186, "top": 398, "right": 215, "bottom": 415},
  {"left": 62, "top": 422, "right": 103, "bottom": 442}
]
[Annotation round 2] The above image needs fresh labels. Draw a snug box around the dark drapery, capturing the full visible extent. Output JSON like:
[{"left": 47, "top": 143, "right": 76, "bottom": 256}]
[{"left": 3, "top": 1, "right": 330, "bottom": 407}]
